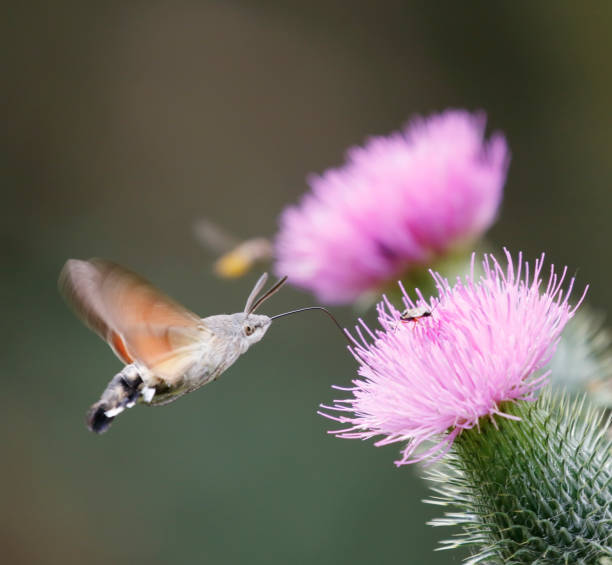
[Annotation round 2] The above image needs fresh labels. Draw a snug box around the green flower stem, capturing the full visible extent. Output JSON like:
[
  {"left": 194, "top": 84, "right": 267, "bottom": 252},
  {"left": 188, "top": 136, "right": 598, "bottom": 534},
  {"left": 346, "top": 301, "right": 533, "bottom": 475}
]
[{"left": 427, "top": 393, "right": 612, "bottom": 564}]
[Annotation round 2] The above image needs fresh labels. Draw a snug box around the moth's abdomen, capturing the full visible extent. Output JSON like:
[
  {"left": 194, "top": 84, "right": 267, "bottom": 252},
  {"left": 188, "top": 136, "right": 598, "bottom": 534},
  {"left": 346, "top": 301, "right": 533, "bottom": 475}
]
[
  {"left": 147, "top": 382, "right": 189, "bottom": 406},
  {"left": 147, "top": 364, "right": 222, "bottom": 406},
  {"left": 87, "top": 364, "right": 151, "bottom": 433},
  {"left": 87, "top": 402, "right": 115, "bottom": 433}
]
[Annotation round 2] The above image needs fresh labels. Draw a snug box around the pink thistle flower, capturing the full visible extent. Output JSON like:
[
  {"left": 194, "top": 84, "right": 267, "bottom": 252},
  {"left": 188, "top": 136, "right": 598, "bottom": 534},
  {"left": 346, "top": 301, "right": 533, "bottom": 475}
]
[
  {"left": 321, "top": 250, "right": 587, "bottom": 466},
  {"left": 275, "top": 110, "right": 510, "bottom": 304}
]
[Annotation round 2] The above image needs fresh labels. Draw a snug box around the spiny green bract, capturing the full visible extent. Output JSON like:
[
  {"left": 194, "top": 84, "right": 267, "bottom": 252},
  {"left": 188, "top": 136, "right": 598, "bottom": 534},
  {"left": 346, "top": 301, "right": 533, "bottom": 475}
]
[
  {"left": 426, "top": 392, "right": 612, "bottom": 564},
  {"left": 549, "top": 308, "right": 612, "bottom": 410}
]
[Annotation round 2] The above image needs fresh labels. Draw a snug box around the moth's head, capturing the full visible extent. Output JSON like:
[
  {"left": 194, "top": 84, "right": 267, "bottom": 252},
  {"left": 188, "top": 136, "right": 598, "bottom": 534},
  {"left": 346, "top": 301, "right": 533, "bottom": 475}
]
[
  {"left": 236, "top": 272, "right": 287, "bottom": 348},
  {"left": 234, "top": 312, "right": 272, "bottom": 346}
]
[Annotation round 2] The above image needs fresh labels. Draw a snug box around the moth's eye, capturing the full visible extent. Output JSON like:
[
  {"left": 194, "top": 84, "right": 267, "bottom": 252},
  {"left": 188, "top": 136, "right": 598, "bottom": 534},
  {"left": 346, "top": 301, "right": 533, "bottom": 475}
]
[{"left": 244, "top": 325, "right": 255, "bottom": 336}]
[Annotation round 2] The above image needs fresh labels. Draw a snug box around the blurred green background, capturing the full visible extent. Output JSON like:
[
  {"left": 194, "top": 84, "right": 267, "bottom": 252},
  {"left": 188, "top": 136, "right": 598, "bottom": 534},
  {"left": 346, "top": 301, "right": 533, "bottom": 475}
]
[{"left": 3, "top": 2, "right": 612, "bottom": 564}]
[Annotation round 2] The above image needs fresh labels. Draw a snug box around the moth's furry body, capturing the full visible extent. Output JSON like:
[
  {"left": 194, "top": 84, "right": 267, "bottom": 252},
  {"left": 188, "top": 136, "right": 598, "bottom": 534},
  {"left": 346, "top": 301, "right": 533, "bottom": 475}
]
[
  {"left": 87, "top": 313, "right": 273, "bottom": 432},
  {"left": 148, "top": 313, "right": 271, "bottom": 404},
  {"left": 59, "top": 258, "right": 281, "bottom": 433}
]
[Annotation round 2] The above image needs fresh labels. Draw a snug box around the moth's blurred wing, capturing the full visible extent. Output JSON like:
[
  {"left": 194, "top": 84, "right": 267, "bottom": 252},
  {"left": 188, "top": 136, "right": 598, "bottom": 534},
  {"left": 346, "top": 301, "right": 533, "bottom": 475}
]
[
  {"left": 139, "top": 338, "right": 209, "bottom": 385},
  {"left": 59, "top": 259, "right": 208, "bottom": 381}
]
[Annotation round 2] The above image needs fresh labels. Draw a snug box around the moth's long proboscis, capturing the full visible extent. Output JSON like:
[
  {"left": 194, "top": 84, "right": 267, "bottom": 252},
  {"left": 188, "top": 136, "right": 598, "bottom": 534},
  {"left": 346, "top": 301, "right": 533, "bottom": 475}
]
[{"left": 271, "top": 306, "right": 349, "bottom": 343}]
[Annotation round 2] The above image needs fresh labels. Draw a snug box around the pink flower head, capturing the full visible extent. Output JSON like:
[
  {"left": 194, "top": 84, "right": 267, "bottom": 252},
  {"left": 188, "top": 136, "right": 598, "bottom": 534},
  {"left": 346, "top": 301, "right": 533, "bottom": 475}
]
[
  {"left": 321, "top": 250, "right": 587, "bottom": 466},
  {"left": 275, "top": 110, "right": 510, "bottom": 304}
]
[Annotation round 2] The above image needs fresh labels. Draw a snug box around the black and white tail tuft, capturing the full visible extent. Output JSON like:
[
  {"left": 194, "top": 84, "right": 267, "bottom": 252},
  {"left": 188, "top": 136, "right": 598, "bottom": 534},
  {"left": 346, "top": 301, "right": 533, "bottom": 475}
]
[{"left": 86, "top": 365, "right": 150, "bottom": 433}]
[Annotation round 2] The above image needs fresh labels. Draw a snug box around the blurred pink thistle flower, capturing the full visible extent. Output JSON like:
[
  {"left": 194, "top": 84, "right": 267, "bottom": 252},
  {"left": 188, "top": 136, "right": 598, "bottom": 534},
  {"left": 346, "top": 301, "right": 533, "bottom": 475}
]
[
  {"left": 321, "top": 250, "right": 587, "bottom": 466},
  {"left": 275, "top": 110, "right": 510, "bottom": 303}
]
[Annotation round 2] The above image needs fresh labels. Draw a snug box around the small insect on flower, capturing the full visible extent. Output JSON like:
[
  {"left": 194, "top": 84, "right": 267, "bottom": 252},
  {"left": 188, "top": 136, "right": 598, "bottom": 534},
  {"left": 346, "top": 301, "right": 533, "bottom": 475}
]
[
  {"left": 400, "top": 305, "right": 432, "bottom": 322},
  {"left": 60, "top": 259, "right": 345, "bottom": 434},
  {"left": 393, "top": 303, "right": 435, "bottom": 332}
]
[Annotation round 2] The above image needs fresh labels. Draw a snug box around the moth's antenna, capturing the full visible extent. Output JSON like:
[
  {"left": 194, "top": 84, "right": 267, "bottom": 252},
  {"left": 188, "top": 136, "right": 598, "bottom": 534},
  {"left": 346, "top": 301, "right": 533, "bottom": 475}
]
[
  {"left": 271, "top": 306, "right": 349, "bottom": 343},
  {"left": 248, "top": 275, "right": 288, "bottom": 315},
  {"left": 244, "top": 272, "right": 269, "bottom": 314}
]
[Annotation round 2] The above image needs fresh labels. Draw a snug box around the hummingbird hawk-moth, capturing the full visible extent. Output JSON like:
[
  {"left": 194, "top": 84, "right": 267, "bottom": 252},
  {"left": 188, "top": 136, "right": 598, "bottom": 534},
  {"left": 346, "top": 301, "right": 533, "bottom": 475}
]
[{"left": 59, "top": 259, "right": 291, "bottom": 433}]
